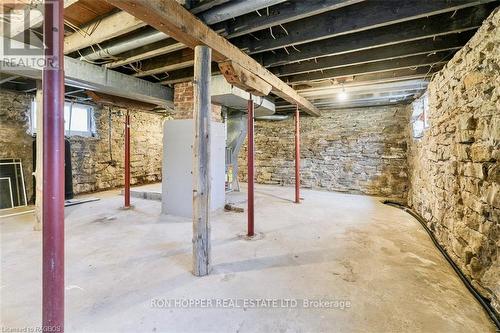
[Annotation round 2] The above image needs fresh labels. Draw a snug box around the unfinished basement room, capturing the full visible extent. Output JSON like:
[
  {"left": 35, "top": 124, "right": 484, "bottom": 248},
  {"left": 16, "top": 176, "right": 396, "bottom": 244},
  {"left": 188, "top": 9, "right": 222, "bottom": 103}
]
[{"left": 1, "top": 0, "right": 499, "bottom": 332}]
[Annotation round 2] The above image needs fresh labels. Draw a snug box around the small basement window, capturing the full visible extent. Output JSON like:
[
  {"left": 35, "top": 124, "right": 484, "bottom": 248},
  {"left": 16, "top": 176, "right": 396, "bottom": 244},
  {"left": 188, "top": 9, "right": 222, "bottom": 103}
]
[
  {"left": 31, "top": 99, "right": 95, "bottom": 137},
  {"left": 411, "top": 92, "right": 429, "bottom": 139}
]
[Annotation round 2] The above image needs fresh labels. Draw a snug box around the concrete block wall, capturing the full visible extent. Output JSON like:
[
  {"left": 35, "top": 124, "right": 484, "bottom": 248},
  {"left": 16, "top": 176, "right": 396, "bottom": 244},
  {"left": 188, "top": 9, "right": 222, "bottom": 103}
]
[
  {"left": 0, "top": 89, "right": 166, "bottom": 198},
  {"left": 407, "top": 8, "right": 499, "bottom": 313},
  {"left": 238, "top": 105, "right": 410, "bottom": 199}
]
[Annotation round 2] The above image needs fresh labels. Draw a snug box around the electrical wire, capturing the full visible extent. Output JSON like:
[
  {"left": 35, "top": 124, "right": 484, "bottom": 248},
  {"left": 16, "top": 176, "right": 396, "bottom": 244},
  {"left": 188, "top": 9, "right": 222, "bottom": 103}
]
[{"left": 383, "top": 200, "right": 500, "bottom": 330}]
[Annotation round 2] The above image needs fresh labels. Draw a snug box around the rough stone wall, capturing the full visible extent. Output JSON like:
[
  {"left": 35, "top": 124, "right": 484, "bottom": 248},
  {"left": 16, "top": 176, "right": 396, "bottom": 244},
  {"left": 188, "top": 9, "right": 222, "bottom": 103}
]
[
  {"left": 173, "top": 81, "right": 222, "bottom": 122},
  {"left": 69, "top": 106, "right": 165, "bottom": 194},
  {"left": 239, "top": 105, "right": 409, "bottom": 199},
  {"left": 0, "top": 89, "right": 166, "bottom": 198},
  {"left": 407, "top": 8, "right": 499, "bottom": 313},
  {"left": 0, "top": 90, "right": 34, "bottom": 201}
]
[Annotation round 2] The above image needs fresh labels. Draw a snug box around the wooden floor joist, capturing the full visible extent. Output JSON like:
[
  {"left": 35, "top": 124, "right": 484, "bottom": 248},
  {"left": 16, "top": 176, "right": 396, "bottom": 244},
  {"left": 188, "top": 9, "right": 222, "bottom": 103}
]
[{"left": 105, "top": 0, "right": 320, "bottom": 116}]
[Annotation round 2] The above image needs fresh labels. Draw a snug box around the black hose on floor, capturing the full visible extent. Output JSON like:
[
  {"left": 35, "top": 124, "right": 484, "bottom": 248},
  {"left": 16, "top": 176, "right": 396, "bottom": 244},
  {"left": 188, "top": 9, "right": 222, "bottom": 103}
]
[{"left": 383, "top": 200, "right": 500, "bottom": 330}]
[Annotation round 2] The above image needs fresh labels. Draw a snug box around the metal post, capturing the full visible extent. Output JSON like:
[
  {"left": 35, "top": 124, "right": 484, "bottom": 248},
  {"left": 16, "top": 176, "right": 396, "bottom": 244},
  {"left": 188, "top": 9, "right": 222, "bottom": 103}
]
[
  {"left": 295, "top": 105, "right": 300, "bottom": 204},
  {"left": 42, "top": 0, "right": 65, "bottom": 331},
  {"left": 247, "top": 95, "right": 255, "bottom": 237},
  {"left": 124, "top": 109, "right": 131, "bottom": 208}
]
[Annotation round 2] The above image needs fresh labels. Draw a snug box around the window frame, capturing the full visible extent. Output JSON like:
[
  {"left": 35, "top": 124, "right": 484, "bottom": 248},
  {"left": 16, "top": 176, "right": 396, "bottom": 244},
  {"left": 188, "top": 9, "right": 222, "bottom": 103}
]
[{"left": 30, "top": 98, "right": 96, "bottom": 137}]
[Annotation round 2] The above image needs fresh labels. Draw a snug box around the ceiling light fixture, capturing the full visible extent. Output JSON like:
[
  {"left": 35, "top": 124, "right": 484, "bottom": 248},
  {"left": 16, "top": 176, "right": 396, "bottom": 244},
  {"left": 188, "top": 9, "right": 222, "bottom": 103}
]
[{"left": 338, "top": 84, "right": 348, "bottom": 101}]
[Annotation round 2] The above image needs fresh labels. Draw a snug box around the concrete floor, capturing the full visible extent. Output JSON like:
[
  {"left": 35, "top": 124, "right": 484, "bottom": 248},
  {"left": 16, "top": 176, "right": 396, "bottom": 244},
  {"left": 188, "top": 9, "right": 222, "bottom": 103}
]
[{"left": 0, "top": 184, "right": 495, "bottom": 332}]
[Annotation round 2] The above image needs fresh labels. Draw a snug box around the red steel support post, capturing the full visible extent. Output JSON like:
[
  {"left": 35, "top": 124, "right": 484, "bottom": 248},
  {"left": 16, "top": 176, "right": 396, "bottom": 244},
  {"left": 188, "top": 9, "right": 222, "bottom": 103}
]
[
  {"left": 124, "top": 110, "right": 131, "bottom": 208},
  {"left": 247, "top": 96, "right": 255, "bottom": 237},
  {"left": 295, "top": 105, "right": 300, "bottom": 204},
  {"left": 42, "top": 0, "right": 65, "bottom": 331}
]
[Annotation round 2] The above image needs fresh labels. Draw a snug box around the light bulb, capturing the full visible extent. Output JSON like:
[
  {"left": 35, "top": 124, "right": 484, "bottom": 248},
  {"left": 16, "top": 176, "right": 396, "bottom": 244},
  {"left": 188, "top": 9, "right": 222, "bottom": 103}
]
[{"left": 338, "top": 90, "right": 348, "bottom": 101}]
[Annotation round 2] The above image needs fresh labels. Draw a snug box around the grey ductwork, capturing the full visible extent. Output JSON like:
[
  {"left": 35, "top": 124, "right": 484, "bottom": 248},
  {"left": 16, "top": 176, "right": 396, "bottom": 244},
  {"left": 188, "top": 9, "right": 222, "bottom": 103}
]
[
  {"left": 226, "top": 110, "right": 247, "bottom": 191},
  {"left": 80, "top": 0, "right": 287, "bottom": 62},
  {"left": 211, "top": 75, "right": 275, "bottom": 117},
  {"left": 198, "top": 0, "right": 287, "bottom": 25}
]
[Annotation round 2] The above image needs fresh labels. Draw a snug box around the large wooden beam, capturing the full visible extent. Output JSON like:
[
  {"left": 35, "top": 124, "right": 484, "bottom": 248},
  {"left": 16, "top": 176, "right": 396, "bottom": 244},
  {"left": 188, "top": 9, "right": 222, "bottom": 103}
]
[
  {"left": 192, "top": 45, "right": 212, "bottom": 277},
  {"left": 105, "top": 0, "right": 320, "bottom": 116},
  {"left": 232, "top": 0, "right": 495, "bottom": 54},
  {"left": 261, "top": 4, "right": 493, "bottom": 67},
  {"left": 219, "top": 61, "right": 272, "bottom": 96},
  {"left": 64, "top": 11, "right": 146, "bottom": 54}
]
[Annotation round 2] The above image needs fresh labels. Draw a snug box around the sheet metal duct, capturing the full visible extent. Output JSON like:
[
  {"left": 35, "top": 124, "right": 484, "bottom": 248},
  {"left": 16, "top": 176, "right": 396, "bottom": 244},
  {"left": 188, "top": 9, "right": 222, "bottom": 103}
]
[
  {"left": 211, "top": 75, "right": 275, "bottom": 116},
  {"left": 80, "top": 0, "right": 287, "bottom": 62}
]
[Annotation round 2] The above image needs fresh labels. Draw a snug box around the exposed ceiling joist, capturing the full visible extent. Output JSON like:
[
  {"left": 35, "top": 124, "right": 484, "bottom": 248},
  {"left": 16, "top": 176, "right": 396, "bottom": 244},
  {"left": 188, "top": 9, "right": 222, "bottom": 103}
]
[
  {"left": 261, "top": 4, "right": 493, "bottom": 67},
  {"left": 271, "top": 34, "right": 470, "bottom": 77},
  {"left": 64, "top": 10, "right": 146, "bottom": 54},
  {"left": 282, "top": 52, "right": 451, "bottom": 84},
  {"left": 80, "top": 0, "right": 288, "bottom": 67},
  {"left": 212, "top": 0, "right": 364, "bottom": 39},
  {"left": 5, "top": 0, "right": 78, "bottom": 38},
  {"left": 233, "top": 0, "right": 495, "bottom": 54},
  {"left": 133, "top": 49, "right": 195, "bottom": 77},
  {"left": 296, "top": 79, "right": 428, "bottom": 98},
  {"left": 105, "top": 0, "right": 320, "bottom": 116},
  {"left": 101, "top": 0, "right": 362, "bottom": 70}
]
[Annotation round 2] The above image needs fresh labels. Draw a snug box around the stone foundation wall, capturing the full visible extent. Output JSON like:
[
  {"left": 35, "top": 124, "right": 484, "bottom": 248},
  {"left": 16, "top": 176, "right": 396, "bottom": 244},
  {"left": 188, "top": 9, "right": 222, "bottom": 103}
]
[
  {"left": 0, "top": 89, "right": 166, "bottom": 199},
  {"left": 239, "top": 105, "right": 409, "bottom": 199},
  {"left": 69, "top": 107, "right": 165, "bottom": 194},
  {"left": 407, "top": 8, "right": 499, "bottom": 313},
  {"left": 0, "top": 90, "right": 34, "bottom": 201}
]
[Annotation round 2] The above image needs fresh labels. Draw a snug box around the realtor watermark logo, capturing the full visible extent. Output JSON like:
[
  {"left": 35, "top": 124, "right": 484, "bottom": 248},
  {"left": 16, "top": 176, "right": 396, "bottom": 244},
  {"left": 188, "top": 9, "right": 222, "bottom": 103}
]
[
  {"left": 151, "top": 298, "right": 352, "bottom": 310},
  {"left": 1, "top": 1, "right": 58, "bottom": 70}
]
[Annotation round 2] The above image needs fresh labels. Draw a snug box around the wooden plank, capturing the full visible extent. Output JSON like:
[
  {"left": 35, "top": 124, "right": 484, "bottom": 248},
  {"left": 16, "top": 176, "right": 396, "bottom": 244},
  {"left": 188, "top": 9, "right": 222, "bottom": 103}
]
[
  {"left": 218, "top": 61, "right": 272, "bottom": 96},
  {"left": 192, "top": 45, "right": 211, "bottom": 277},
  {"left": 64, "top": 10, "right": 146, "bottom": 54},
  {"left": 105, "top": 0, "right": 320, "bottom": 116}
]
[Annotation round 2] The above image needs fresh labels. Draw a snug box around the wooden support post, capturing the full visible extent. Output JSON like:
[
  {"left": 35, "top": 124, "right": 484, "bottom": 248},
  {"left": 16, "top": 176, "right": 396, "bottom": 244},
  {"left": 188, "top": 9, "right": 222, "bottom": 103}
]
[
  {"left": 34, "top": 80, "right": 43, "bottom": 231},
  {"left": 192, "top": 45, "right": 212, "bottom": 276},
  {"left": 295, "top": 105, "right": 301, "bottom": 204},
  {"left": 247, "top": 95, "right": 255, "bottom": 237}
]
